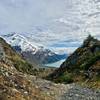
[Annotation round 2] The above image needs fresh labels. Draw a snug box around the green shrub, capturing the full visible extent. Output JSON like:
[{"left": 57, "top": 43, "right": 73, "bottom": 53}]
[
  {"left": 55, "top": 72, "right": 73, "bottom": 83},
  {"left": 14, "top": 60, "right": 33, "bottom": 74},
  {"left": 80, "top": 53, "right": 100, "bottom": 70}
]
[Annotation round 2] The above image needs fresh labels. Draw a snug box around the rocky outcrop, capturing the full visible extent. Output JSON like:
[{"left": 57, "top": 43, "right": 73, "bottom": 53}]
[{"left": 0, "top": 44, "right": 5, "bottom": 61}]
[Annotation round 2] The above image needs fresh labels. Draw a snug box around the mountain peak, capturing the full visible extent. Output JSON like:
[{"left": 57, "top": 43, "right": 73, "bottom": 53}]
[
  {"left": 83, "top": 35, "right": 99, "bottom": 47},
  {"left": 2, "top": 33, "right": 67, "bottom": 66}
]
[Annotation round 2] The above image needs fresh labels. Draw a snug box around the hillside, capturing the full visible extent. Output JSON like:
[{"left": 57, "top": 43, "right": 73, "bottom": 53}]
[
  {"left": 0, "top": 37, "right": 42, "bottom": 99},
  {"left": 0, "top": 37, "right": 67, "bottom": 99},
  {"left": 0, "top": 37, "right": 55, "bottom": 77},
  {"left": 48, "top": 35, "right": 100, "bottom": 87},
  {"left": 0, "top": 37, "right": 32, "bottom": 73}
]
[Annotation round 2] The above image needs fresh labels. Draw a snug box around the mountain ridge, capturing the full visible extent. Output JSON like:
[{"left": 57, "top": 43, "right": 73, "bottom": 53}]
[
  {"left": 2, "top": 33, "right": 67, "bottom": 66},
  {"left": 48, "top": 35, "right": 100, "bottom": 88}
]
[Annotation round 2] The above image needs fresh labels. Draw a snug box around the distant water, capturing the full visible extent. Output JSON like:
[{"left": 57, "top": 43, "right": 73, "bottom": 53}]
[{"left": 44, "top": 59, "right": 65, "bottom": 68}]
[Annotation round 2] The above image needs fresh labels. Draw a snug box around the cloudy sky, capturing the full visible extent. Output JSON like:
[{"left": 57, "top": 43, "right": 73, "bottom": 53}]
[
  {"left": 0, "top": 0, "right": 100, "bottom": 53},
  {"left": 0, "top": 0, "right": 67, "bottom": 32}
]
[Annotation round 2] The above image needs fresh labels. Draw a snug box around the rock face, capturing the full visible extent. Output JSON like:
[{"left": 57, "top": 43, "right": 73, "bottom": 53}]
[
  {"left": 48, "top": 35, "right": 100, "bottom": 87},
  {"left": 21, "top": 49, "right": 66, "bottom": 65},
  {"left": 0, "top": 43, "right": 5, "bottom": 61}
]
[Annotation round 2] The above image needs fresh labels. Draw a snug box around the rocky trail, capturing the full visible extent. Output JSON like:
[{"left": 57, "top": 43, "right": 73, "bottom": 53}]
[
  {"left": 29, "top": 76, "right": 100, "bottom": 100},
  {"left": 0, "top": 62, "right": 100, "bottom": 100}
]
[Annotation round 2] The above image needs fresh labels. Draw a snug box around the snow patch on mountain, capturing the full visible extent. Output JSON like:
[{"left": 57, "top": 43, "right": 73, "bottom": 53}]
[
  {"left": 2, "top": 33, "right": 42, "bottom": 54},
  {"left": 1, "top": 33, "right": 67, "bottom": 66}
]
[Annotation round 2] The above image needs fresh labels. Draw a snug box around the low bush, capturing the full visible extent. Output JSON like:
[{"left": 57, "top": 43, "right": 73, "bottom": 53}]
[{"left": 55, "top": 72, "right": 73, "bottom": 83}]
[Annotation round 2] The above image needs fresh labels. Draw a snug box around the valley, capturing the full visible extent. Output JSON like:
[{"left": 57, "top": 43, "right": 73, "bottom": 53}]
[
  {"left": 2, "top": 33, "right": 67, "bottom": 67},
  {"left": 0, "top": 0, "right": 100, "bottom": 99},
  {"left": 0, "top": 36, "right": 100, "bottom": 100}
]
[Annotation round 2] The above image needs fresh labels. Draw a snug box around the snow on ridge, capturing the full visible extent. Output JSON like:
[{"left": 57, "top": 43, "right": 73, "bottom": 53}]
[{"left": 2, "top": 33, "right": 39, "bottom": 53}]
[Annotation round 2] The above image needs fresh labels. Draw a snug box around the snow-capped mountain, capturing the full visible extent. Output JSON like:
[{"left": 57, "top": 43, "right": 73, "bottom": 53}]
[
  {"left": 2, "top": 33, "right": 67, "bottom": 65},
  {"left": 2, "top": 33, "right": 38, "bottom": 53}
]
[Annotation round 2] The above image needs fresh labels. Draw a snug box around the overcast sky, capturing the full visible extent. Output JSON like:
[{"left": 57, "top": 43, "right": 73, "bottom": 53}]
[
  {"left": 0, "top": 0, "right": 100, "bottom": 53},
  {"left": 0, "top": 0, "right": 67, "bottom": 33}
]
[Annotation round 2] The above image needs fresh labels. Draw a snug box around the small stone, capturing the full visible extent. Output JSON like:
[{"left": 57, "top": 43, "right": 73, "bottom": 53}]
[{"left": 24, "top": 91, "right": 28, "bottom": 94}]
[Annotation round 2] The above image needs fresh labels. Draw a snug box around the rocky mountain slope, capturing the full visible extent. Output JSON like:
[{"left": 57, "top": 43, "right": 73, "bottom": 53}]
[
  {"left": 2, "top": 33, "right": 66, "bottom": 66},
  {"left": 0, "top": 38, "right": 100, "bottom": 100},
  {"left": 48, "top": 35, "right": 100, "bottom": 87},
  {"left": 0, "top": 36, "right": 100, "bottom": 100}
]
